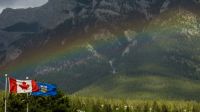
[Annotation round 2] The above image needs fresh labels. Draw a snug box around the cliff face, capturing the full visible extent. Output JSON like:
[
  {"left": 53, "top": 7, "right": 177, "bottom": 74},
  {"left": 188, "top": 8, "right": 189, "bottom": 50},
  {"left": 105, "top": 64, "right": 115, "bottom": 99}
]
[{"left": 0, "top": 0, "right": 199, "bottom": 70}]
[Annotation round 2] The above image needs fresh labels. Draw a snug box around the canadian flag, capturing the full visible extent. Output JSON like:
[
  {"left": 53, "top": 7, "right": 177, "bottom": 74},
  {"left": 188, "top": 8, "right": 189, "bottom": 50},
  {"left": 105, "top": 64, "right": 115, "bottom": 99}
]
[{"left": 9, "top": 77, "right": 39, "bottom": 93}]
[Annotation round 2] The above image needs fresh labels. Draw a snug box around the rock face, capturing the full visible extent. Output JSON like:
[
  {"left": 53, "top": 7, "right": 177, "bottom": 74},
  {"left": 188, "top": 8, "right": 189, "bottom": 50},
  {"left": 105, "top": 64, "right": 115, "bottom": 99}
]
[
  {"left": 0, "top": 0, "right": 200, "bottom": 98},
  {"left": 0, "top": 0, "right": 175, "bottom": 65}
]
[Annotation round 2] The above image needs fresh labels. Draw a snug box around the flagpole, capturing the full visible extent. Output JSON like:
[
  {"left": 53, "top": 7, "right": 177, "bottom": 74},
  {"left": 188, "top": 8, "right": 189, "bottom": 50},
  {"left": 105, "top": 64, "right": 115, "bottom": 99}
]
[
  {"left": 26, "top": 76, "right": 29, "bottom": 112},
  {"left": 4, "top": 74, "right": 8, "bottom": 112}
]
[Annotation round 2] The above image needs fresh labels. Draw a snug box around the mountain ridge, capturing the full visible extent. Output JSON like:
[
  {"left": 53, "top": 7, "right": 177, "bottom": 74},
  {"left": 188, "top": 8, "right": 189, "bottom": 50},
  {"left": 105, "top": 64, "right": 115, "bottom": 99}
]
[{"left": 0, "top": 0, "right": 200, "bottom": 100}]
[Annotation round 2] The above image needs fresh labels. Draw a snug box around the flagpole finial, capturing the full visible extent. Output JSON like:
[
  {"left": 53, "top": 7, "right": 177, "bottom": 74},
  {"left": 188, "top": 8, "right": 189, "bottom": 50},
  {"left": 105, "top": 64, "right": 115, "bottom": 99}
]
[{"left": 5, "top": 74, "right": 7, "bottom": 77}]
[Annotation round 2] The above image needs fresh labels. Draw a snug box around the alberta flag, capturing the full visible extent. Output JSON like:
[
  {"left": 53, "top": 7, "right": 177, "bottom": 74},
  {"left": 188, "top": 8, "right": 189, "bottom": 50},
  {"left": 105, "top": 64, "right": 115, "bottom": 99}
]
[{"left": 31, "top": 82, "right": 57, "bottom": 96}]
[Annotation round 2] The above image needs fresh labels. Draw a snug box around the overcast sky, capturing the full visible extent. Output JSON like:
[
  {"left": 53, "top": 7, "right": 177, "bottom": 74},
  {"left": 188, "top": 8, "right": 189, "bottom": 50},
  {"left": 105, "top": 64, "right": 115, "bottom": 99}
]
[{"left": 0, "top": 0, "right": 48, "bottom": 13}]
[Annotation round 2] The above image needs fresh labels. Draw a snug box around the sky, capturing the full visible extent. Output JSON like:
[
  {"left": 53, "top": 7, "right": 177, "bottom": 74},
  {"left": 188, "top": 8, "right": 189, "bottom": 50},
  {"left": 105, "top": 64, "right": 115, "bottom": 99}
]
[{"left": 0, "top": 0, "right": 48, "bottom": 13}]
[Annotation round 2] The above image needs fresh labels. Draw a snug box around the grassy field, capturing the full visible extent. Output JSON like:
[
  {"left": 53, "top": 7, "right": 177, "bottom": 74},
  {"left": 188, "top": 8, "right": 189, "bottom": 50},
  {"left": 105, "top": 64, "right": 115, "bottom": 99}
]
[
  {"left": 0, "top": 90, "right": 200, "bottom": 112},
  {"left": 76, "top": 74, "right": 200, "bottom": 100},
  {"left": 69, "top": 95, "right": 200, "bottom": 112}
]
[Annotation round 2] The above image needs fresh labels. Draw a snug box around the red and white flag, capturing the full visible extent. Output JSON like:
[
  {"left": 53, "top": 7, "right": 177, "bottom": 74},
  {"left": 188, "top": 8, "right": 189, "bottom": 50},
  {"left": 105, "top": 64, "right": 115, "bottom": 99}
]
[{"left": 9, "top": 77, "right": 39, "bottom": 93}]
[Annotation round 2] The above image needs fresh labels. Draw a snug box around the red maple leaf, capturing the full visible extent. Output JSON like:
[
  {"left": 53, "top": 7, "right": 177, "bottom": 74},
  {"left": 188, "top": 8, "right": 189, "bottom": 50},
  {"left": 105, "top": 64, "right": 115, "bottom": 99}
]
[{"left": 19, "top": 82, "right": 29, "bottom": 90}]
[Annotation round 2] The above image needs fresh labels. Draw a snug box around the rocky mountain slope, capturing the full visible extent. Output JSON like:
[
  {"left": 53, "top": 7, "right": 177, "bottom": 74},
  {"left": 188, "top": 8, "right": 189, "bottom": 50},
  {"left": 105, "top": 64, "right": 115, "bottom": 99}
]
[{"left": 0, "top": 0, "right": 200, "bottom": 99}]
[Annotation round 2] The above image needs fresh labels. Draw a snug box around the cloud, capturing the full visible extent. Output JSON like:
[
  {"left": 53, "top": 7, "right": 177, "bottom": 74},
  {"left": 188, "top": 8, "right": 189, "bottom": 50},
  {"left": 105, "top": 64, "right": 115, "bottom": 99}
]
[
  {"left": 0, "top": 0, "right": 48, "bottom": 13},
  {"left": 0, "top": 0, "right": 15, "bottom": 7}
]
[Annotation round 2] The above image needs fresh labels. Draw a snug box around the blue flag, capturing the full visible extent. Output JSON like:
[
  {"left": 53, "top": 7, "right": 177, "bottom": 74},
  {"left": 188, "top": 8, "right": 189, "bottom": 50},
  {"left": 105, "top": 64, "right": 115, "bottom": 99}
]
[{"left": 31, "top": 82, "right": 57, "bottom": 96}]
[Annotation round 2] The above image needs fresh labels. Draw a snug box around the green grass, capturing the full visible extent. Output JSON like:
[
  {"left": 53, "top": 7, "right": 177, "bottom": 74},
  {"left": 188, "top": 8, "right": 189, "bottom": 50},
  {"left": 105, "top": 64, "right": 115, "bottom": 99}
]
[
  {"left": 69, "top": 95, "right": 200, "bottom": 112},
  {"left": 0, "top": 90, "right": 200, "bottom": 112},
  {"left": 75, "top": 74, "right": 200, "bottom": 100}
]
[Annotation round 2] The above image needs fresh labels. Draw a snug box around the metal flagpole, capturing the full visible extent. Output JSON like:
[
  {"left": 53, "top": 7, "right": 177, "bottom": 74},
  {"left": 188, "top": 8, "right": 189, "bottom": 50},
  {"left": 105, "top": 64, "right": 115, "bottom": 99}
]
[
  {"left": 4, "top": 74, "right": 8, "bottom": 112},
  {"left": 26, "top": 76, "right": 29, "bottom": 112}
]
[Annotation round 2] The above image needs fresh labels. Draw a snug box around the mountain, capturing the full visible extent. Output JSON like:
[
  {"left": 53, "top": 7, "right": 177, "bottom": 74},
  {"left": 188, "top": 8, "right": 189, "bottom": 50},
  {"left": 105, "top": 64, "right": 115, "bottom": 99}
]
[{"left": 0, "top": 0, "right": 200, "bottom": 100}]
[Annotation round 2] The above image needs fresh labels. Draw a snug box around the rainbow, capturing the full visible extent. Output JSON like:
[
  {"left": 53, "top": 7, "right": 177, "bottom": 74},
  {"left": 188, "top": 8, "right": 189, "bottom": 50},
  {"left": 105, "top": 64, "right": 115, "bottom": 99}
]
[{"left": 1, "top": 8, "right": 198, "bottom": 77}]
